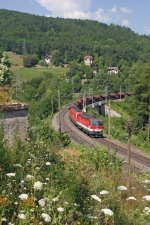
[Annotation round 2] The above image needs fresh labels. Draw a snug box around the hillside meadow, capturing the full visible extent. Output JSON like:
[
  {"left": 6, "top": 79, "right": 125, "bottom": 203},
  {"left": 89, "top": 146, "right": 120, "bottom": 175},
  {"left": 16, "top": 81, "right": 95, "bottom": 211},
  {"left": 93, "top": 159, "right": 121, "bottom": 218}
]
[{"left": 7, "top": 51, "right": 68, "bottom": 81}]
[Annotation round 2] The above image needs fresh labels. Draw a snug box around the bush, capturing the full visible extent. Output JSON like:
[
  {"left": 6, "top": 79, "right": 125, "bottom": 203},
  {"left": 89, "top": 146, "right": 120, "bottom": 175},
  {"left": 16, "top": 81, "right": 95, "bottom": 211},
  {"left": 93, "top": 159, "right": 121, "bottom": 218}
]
[
  {"left": 38, "top": 59, "right": 46, "bottom": 67},
  {"left": 23, "top": 54, "right": 39, "bottom": 67}
]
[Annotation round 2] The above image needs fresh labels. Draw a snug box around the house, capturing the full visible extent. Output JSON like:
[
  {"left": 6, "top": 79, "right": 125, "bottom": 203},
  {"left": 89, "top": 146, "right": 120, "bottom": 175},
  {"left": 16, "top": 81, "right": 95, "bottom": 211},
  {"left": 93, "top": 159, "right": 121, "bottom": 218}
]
[
  {"left": 84, "top": 56, "right": 93, "bottom": 66},
  {"left": 107, "top": 67, "right": 119, "bottom": 75},
  {"left": 45, "top": 55, "right": 52, "bottom": 65},
  {"left": 93, "top": 70, "right": 97, "bottom": 76}
]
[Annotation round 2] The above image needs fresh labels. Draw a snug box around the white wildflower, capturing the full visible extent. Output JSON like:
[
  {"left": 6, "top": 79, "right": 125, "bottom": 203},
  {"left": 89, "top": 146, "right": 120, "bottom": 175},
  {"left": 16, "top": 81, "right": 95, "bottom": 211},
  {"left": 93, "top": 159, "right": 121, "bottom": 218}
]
[
  {"left": 52, "top": 197, "right": 59, "bottom": 202},
  {"left": 142, "top": 180, "right": 150, "bottom": 184},
  {"left": 19, "top": 194, "right": 28, "bottom": 200},
  {"left": 65, "top": 201, "right": 69, "bottom": 205},
  {"left": 91, "top": 195, "right": 101, "bottom": 202},
  {"left": 126, "top": 196, "right": 136, "bottom": 201},
  {"left": 38, "top": 199, "right": 46, "bottom": 207},
  {"left": 144, "top": 207, "right": 150, "bottom": 215},
  {"left": 101, "top": 208, "right": 113, "bottom": 216},
  {"left": 41, "top": 213, "right": 51, "bottom": 222},
  {"left": 14, "top": 164, "right": 22, "bottom": 168},
  {"left": 74, "top": 203, "right": 78, "bottom": 206},
  {"left": 117, "top": 185, "right": 127, "bottom": 191},
  {"left": 100, "top": 190, "right": 109, "bottom": 195},
  {"left": 26, "top": 174, "right": 34, "bottom": 180},
  {"left": 46, "top": 178, "right": 49, "bottom": 181},
  {"left": 19, "top": 210, "right": 25, "bottom": 213},
  {"left": 2, "top": 218, "right": 7, "bottom": 222},
  {"left": 57, "top": 207, "right": 65, "bottom": 212},
  {"left": 45, "top": 162, "right": 51, "bottom": 166},
  {"left": 131, "top": 187, "right": 136, "bottom": 190},
  {"left": 33, "top": 181, "right": 43, "bottom": 190},
  {"left": 35, "top": 167, "right": 40, "bottom": 170},
  {"left": 143, "top": 195, "right": 150, "bottom": 201},
  {"left": 6, "top": 173, "right": 16, "bottom": 177},
  {"left": 18, "top": 213, "right": 26, "bottom": 220},
  {"left": 2, "top": 190, "right": 6, "bottom": 194}
]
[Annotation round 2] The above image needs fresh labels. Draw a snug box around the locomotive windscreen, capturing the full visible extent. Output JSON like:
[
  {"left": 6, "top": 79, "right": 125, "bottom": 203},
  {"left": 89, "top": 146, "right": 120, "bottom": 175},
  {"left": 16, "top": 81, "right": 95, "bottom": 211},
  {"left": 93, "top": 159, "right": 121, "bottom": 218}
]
[{"left": 91, "top": 120, "right": 103, "bottom": 126}]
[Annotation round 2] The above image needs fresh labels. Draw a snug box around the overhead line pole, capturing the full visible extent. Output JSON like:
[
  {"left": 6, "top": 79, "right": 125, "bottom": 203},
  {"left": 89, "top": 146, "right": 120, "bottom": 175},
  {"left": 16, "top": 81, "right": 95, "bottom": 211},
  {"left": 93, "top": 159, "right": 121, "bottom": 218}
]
[
  {"left": 58, "top": 90, "right": 61, "bottom": 133},
  {"left": 148, "top": 111, "right": 150, "bottom": 142},
  {"left": 126, "top": 116, "right": 132, "bottom": 172},
  {"left": 120, "top": 86, "right": 122, "bottom": 100},
  {"left": 108, "top": 99, "right": 111, "bottom": 139},
  {"left": 51, "top": 96, "right": 54, "bottom": 115},
  {"left": 83, "top": 91, "right": 86, "bottom": 112}
]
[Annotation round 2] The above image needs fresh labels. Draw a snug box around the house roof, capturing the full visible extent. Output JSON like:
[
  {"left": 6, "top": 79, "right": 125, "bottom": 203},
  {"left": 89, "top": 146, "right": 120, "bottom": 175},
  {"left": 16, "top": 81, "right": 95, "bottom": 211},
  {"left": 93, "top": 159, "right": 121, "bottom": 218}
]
[
  {"left": 84, "top": 56, "right": 93, "bottom": 60},
  {"left": 107, "top": 67, "right": 118, "bottom": 71}
]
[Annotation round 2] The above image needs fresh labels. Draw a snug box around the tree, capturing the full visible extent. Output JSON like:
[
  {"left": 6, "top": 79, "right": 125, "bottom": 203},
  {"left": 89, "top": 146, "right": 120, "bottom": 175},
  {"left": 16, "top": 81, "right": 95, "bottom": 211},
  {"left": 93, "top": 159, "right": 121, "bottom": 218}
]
[
  {"left": 130, "top": 63, "right": 150, "bottom": 127},
  {"left": 23, "top": 54, "right": 39, "bottom": 67},
  {"left": 0, "top": 52, "right": 13, "bottom": 85}
]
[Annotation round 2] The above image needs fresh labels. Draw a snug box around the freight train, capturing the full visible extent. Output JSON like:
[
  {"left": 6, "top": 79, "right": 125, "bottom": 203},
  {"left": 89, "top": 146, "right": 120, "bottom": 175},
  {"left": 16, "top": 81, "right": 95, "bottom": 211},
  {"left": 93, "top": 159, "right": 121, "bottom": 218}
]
[{"left": 69, "top": 106, "right": 104, "bottom": 137}]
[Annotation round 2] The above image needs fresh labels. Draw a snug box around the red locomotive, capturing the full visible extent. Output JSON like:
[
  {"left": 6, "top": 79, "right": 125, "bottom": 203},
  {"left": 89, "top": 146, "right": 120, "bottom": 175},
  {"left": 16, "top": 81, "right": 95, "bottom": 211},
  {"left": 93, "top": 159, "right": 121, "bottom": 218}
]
[{"left": 69, "top": 106, "right": 104, "bottom": 137}]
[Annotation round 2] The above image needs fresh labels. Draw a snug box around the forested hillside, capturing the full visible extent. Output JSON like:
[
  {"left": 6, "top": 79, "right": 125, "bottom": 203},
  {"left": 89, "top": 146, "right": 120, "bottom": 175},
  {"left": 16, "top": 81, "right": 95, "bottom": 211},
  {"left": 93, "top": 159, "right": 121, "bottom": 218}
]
[{"left": 1, "top": 9, "right": 150, "bottom": 66}]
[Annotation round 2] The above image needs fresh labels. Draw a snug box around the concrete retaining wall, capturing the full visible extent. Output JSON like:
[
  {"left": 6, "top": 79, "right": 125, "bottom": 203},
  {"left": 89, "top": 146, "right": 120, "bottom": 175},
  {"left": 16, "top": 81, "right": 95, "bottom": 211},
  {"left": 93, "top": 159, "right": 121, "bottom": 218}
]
[{"left": 0, "top": 103, "right": 28, "bottom": 144}]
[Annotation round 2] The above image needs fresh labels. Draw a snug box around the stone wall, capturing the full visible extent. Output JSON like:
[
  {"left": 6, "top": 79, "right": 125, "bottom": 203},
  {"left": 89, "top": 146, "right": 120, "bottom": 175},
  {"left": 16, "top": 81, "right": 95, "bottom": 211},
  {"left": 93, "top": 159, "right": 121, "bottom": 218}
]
[{"left": 0, "top": 103, "right": 28, "bottom": 144}]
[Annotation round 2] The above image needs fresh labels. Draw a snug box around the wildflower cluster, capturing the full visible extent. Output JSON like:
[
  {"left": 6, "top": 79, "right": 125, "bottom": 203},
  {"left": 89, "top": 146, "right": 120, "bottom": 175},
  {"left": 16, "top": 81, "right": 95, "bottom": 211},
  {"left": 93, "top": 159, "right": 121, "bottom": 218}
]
[{"left": 0, "top": 137, "right": 150, "bottom": 224}]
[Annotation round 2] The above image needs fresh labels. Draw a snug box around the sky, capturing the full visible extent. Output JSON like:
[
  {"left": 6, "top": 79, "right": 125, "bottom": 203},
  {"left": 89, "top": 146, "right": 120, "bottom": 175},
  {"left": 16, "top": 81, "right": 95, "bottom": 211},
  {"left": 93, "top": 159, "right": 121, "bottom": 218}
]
[{"left": 0, "top": 0, "right": 150, "bottom": 35}]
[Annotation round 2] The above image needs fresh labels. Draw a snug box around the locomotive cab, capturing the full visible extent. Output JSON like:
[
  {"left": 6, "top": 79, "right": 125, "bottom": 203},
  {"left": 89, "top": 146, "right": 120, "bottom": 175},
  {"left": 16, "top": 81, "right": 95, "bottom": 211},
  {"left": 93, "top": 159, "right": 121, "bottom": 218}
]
[{"left": 90, "top": 119, "right": 104, "bottom": 137}]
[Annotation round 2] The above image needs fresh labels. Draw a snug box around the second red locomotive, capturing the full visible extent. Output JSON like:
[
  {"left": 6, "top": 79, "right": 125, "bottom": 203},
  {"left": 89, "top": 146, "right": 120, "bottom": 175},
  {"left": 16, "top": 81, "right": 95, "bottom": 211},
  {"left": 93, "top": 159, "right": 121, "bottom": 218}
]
[{"left": 69, "top": 106, "right": 104, "bottom": 137}]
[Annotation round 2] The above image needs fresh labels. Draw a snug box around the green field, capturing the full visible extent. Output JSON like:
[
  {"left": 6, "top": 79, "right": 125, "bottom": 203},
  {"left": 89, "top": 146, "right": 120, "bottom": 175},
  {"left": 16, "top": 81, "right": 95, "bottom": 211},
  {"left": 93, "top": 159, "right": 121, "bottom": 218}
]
[
  {"left": 14, "top": 66, "right": 68, "bottom": 81},
  {"left": 7, "top": 51, "right": 69, "bottom": 81}
]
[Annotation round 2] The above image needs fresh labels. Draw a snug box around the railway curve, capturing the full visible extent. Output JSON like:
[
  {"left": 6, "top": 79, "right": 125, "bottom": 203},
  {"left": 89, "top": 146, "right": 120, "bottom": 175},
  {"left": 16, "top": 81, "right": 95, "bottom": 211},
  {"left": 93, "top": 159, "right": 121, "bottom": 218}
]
[
  {"left": 52, "top": 93, "right": 150, "bottom": 172},
  {"left": 53, "top": 107, "right": 150, "bottom": 172}
]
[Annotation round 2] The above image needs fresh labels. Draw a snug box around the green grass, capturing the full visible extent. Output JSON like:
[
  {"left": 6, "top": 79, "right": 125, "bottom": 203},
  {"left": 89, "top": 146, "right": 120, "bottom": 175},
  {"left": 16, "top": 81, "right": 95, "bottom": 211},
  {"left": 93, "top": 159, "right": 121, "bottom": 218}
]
[
  {"left": 108, "top": 100, "right": 129, "bottom": 119},
  {"left": 7, "top": 51, "right": 23, "bottom": 71},
  {"left": 16, "top": 66, "right": 68, "bottom": 81},
  {"left": 14, "top": 67, "right": 50, "bottom": 81},
  {"left": 7, "top": 51, "right": 69, "bottom": 81}
]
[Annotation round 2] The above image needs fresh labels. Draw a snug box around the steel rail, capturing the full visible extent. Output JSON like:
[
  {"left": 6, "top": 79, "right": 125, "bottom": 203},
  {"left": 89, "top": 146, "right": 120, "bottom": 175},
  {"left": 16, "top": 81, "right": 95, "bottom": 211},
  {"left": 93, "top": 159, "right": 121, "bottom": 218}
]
[{"left": 58, "top": 108, "right": 150, "bottom": 172}]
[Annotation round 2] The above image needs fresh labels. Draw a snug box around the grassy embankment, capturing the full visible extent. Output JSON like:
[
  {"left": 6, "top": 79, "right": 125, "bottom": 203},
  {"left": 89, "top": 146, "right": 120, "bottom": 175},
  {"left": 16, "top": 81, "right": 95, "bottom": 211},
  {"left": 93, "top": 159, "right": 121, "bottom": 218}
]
[{"left": 1, "top": 127, "right": 150, "bottom": 225}]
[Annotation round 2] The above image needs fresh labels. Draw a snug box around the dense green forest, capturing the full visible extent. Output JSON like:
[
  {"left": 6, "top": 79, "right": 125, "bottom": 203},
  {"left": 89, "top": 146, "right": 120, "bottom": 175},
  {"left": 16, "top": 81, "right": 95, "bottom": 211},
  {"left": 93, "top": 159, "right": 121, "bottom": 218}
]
[
  {"left": 0, "top": 9, "right": 149, "bottom": 133},
  {"left": 1, "top": 9, "right": 150, "bottom": 66}
]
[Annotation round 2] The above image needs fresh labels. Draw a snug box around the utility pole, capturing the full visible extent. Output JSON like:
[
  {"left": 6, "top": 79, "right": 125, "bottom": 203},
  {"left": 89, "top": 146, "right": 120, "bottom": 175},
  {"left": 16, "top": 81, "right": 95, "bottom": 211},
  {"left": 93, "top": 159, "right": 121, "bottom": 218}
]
[
  {"left": 105, "top": 86, "right": 108, "bottom": 104},
  {"left": 83, "top": 92, "right": 86, "bottom": 112},
  {"left": 91, "top": 88, "right": 94, "bottom": 108},
  {"left": 15, "top": 72, "right": 22, "bottom": 100},
  {"left": 120, "top": 86, "right": 122, "bottom": 100},
  {"left": 58, "top": 90, "right": 61, "bottom": 133},
  {"left": 72, "top": 78, "right": 74, "bottom": 95},
  {"left": 22, "top": 41, "right": 27, "bottom": 55},
  {"left": 126, "top": 116, "right": 132, "bottom": 172},
  {"left": 108, "top": 99, "right": 111, "bottom": 139},
  {"left": 51, "top": 96, "right": 54, "bottom": 115},
  {"left": 147, "top": 105, "right": 150, "bottom": 142}
]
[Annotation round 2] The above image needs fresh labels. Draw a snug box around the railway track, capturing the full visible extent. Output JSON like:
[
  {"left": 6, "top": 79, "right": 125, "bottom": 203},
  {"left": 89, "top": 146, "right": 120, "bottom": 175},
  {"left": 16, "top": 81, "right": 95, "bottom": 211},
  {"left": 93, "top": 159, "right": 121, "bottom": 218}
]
[{"left": 55, "top": 108, "right": 150, "bottom": 172}]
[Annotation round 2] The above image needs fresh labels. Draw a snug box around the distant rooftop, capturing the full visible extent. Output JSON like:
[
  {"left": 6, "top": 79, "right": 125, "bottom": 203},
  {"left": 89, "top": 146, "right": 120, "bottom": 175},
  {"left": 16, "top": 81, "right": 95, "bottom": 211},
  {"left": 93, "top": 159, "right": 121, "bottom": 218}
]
[{"left": 84, "top": 56, "right": 93, "bottom": 60}]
